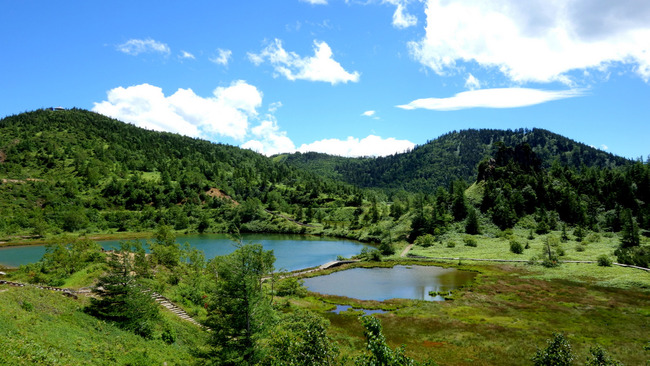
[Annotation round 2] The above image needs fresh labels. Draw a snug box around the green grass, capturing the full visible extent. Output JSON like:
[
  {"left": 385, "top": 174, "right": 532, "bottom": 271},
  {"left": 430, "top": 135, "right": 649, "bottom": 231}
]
[
  {"left": 0, "top": 285, "right": 207, "bottom": 365},
  {"left": 297, "top": 262, "right": 650, "bottom": 365}
]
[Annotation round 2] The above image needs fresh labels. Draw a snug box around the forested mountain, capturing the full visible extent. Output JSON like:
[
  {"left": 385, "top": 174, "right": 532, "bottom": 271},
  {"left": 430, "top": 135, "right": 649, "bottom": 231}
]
[
  {"left": 276, "top": 128, "right": 631, "bottom": 192},
  {"left": 0, "top": 109, "right": 362, "bottom": 237}
]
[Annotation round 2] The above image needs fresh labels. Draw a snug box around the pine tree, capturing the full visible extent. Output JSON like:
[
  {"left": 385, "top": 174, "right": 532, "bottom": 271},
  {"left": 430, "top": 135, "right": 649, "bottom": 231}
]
[{"left": 620, "top": 209, "right": 640, "bottom": 248}]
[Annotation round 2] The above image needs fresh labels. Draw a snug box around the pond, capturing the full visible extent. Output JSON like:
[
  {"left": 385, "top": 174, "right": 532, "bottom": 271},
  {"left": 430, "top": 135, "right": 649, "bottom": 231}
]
[
  {"left": 303, "top": 265, "right": 477, "bottom": 301},
  {"left": 0, "top": 234, "right": 369, "bottom": 272}
]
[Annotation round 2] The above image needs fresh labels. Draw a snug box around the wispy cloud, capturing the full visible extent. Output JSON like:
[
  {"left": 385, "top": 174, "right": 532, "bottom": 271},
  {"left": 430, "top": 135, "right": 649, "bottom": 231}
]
[
  {"left": 299, "top": 0, "right": 328, "bottom": 4},
  {"left": 180, "top": 50, "right": 195, "bottom": 59},
  {"left": 464, "top": 73, "right": 481, "bottom": 90},
  {"left": 397, "top": 88, "right": 585, "bottom": 111},
  {"left": 249, "top": 39, "right": 360, "bottom": 85},
  {"left": 409, "top": 0, "right": 650, "bottom": 83},
  {"left": 361, "top": 110, "right": 376, "bottom": 117},
  {"left": 210, "top": 49, "right": 232, "bottom": 66},
  {"left": 117, "top": 38, "right": 170, "bottom": 56},
  {"left": 385, "top": 0, "right": 417, "bottom": 29}
]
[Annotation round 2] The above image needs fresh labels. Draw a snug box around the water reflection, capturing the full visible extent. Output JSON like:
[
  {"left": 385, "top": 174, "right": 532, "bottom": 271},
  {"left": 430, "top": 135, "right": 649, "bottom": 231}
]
[
  {"left": 304, "top": 265, "right": 476, "bottom": 301},
  {"left": 330, "top": 305, "right": 388, "bottom": 315}
]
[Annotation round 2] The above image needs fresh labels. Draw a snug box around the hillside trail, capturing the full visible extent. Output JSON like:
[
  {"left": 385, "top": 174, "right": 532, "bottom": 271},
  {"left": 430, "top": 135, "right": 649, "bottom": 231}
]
[{"left": 400, "top": 244, "right": 414, "bottom": 257}]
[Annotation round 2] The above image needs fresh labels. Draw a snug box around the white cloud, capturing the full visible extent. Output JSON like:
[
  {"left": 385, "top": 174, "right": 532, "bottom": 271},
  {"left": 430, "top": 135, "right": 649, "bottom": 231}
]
[
  {"left": 464, "top": 73, "right": 481, "bottom": 90},
  {"left": 601, "top": 144, "right": 609, "bottom": 150},
  {"left": 92, "top": 81, "right": 262, "bottom": 141},
  {"left": 362, "top": 110, "right": 376, "bottom": 117},
  {"left": 300, "top": 0, "right": 328, "bottom": 4},
  {"left": 397, "top": 88, "right": 585, "bottom": 111},
  {"left": 409, "top": 0, "right": 650, "bottom": 83},
  {"left": 180, "top": 50, "right": 195, "bottom": 59},
  {"left": 249, "top": 39, "right": 360, "bottom": 85},
  {"left": 242, "top": 118, "right": 296, "bottom": 156},
  {"left": 297, "top": 135, "right": 415, "bottom": 157},
  {"left": 211, "top": 49, "right": 232, "bottom": 66},
  {"left": 117, "top": 39, "right": 170, "bottom": 56},
  {"left": 385, "top": 0, "right": 417, "bottom": 29}
]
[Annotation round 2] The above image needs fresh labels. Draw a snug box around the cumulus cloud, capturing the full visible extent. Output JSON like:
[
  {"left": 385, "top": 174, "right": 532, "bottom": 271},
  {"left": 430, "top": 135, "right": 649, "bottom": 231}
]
[
  {"left": 397, "top": 88, "right": 585, "bottom": 111},
  {"left": 408, "top": 0, "right": 650, "bottom": 83},
  {"left": 297, "top": 135, "right": 415, "bottom": 157},
  {"left": 180, "top": 50, "right": 195, "bottom": 59},
  {"left": 249, "top": 39, "right": 360, "bottom": 85},
  {"left": 362, "top": 110, "right": 376, "bottom": 117},
  {"left": 117, "top": 38, "right": 170, "bottom": 56},
  {"left": 242, "top": 118, "right": 296, "bottom": 156},
  {"left": 300, "top": 0, "right": 328, "bottom": 4},
  {"left": 211, "top": 49, "right": 232, "bottom": 66},
  {"left": 92, "top": 81, "right": 262, "bottom": 141}
]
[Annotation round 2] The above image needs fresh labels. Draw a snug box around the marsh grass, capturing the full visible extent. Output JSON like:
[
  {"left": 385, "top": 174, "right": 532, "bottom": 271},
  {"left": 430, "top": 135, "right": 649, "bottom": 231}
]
[{"left": 309, "top": 263, "right": 650, "bottom": 365}]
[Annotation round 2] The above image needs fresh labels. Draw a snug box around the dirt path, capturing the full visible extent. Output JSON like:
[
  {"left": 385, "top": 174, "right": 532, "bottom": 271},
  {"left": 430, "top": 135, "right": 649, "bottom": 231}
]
[{"left": 400, "top": 244, "right": 414, "bottom": 257}]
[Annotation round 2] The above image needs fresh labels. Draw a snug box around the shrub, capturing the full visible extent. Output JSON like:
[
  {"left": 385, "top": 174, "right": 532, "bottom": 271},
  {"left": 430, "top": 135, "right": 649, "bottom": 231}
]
[
  {"left": 597, "top": 255, "right": 612, "bottom": 267},
  {"left": 21, "top": 301, "right": 34, "bottom": 312},
  {"left": 585, "top": 232, "right": 601, "bottom": 244},
  {"left": 276, "top": 277, "right": 307, "bottom": 297},
  {"left": 463, "top": 236, "right": 478, "bottom": 247},
  {"left": 575, "top": 244, "right": 586, "bottom": 252},
  {"left": 510, "top": 240, "right": 524, "bottom": 254},
  {"left": 446, "top": 241, "right": 456, "bottom": 248},
  {"left": 414, "top": 234, "right": 436, "bottom": 248},
  {"left": 532, "top": 333, "right": 574, "bottom": 366},
  {"left": 586, "top": 345, "right": 622, "bottom": 366}
]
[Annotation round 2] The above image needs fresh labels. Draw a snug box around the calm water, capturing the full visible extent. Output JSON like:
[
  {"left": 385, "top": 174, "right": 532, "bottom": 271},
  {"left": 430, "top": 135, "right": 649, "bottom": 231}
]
[
  {"left": 304, "top": 265, "right": 477, "bottom": 301},
  {"left": 0, "top": 234, "right": 368, "bottom": 272}
]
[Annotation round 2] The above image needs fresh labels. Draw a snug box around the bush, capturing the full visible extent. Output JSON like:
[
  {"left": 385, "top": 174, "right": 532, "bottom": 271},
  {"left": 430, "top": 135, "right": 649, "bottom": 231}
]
[
  {"left": 463, "top": 236, "right": 478, "bottom": 247},
  {"left": 276, "top": 277, "right": 307, "bottom": 298},
  {"left": 532, "top": 333, "right": 574, "bottom": 366},
  {"left": 414, "top": 234, "right": 436, "bottom": 248},
  {"left": 446, "top": 241, "right": 456, "bottom": 248},
  {"left": 510, "top": 240, "right": 524, "bottom": 254},
  {"left": 597, "top": 255, "right": 612, "bottom": 267}
]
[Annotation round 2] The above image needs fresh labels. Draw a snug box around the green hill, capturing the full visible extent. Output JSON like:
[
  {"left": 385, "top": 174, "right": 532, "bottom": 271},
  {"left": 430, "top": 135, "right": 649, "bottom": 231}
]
[
  {"left": 0, "top": 109, "right": 358, "bottom": 239},
  {"left": 276, "top": 128, "right": 630, "bottom": 192}
]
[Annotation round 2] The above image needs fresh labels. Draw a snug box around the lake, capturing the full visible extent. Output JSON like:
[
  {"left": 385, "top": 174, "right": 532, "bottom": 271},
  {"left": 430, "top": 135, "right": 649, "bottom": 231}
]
[
  {"left": 0, "top": 234, "right": 368, "bottom": 272},
  {"left": 303, "top": 265, "right": 477, "bottom": 301}
]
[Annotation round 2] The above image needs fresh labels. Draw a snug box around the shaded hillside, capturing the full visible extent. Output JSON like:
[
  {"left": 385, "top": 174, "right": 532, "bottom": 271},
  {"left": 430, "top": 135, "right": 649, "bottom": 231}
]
[{"left": 276, "top": 128, "right": 631, "bottom": 192}]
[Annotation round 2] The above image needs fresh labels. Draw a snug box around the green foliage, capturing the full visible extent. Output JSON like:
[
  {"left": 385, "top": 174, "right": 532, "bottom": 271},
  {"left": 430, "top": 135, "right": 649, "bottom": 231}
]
[
  {"left": 509, "top": 240, "right": 524, "bottom": 254},
  {"left": 464, "top": 207, "right": 480, "bottom": 235},
  {"left": 149, "top": 225, "right": 182, "bottom": 268},
  {"left": 597, "top": 255, "right": 612, "bottom": 267},
  {"left": 86, "top": 241, "right": 160, "bottom": 338},
  {"left": 355, "top": 316, "right": 435, "bottom": 366},
  {"left": 585, "top": 345, "right": 622, "bottom": 366},
  {"left": 463, "top": 236, "right": 478, "bottom": 247},
  {"left": 264, "top": 310, "right": 339, "bottom": 366},
  {"left": 359, "top": 247, "right": 383, "bottom": 262},
  {"left": 205, "top": 243, "right": 276, "bottom": 365},
  {"left": 531, "top": 333, "right": 574, "bottom": 366},
  {"left": 620, "top": 209, "right": 640, "bottom": 248},
  {"left": 276, "top": 277, "right": 307, "bottom": 298},
  {"left": 414, "top": 234, "right": 436, "bottom": 248},
  {"left": 615, "top": 245, "right": 650, "bottom": 268}
]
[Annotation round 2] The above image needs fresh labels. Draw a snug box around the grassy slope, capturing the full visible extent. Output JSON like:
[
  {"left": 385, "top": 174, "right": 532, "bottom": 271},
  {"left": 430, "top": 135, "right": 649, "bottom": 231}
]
[{"left": 0, "top": 285, "right": 207, "bottom": 365}]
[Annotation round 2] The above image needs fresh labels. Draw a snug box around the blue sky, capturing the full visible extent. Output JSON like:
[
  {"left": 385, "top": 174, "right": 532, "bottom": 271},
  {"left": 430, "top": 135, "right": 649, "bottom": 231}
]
[{"left": 1, "top": 0, "right": 649, "bottom": 159}]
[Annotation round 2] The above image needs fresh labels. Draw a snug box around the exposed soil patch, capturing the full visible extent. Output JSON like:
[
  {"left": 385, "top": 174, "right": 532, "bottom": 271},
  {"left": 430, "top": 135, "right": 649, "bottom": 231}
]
[{"left": 205, "top": 187, "right": 239, "bottom": 205}]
